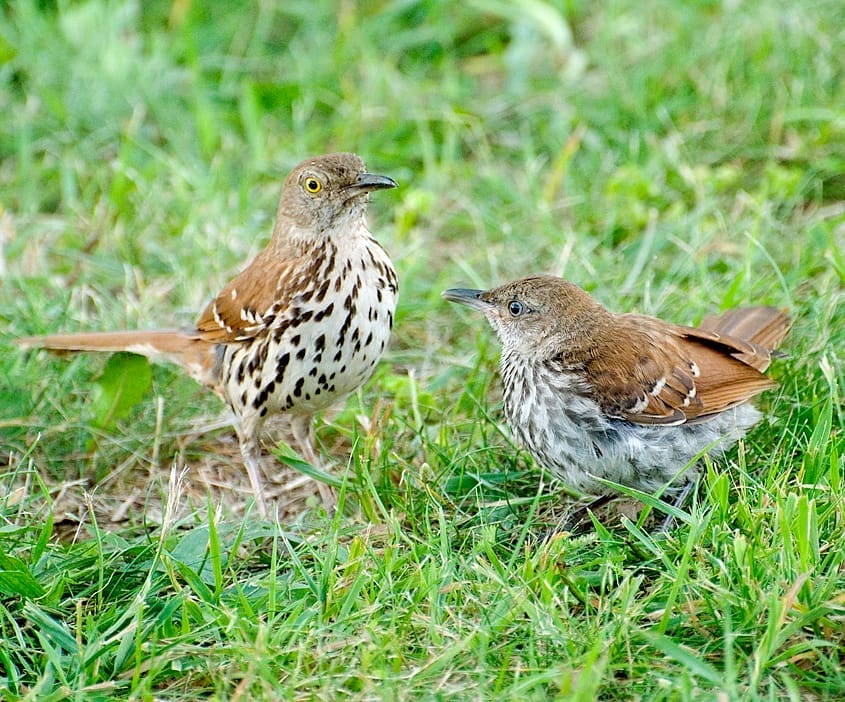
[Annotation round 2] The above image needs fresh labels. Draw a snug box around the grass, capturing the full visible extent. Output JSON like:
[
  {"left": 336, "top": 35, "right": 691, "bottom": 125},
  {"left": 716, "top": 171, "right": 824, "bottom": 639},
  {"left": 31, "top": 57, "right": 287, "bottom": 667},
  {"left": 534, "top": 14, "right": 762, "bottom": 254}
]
[{"left": 1, "top": 0, "right": 843, "bottom": 698}]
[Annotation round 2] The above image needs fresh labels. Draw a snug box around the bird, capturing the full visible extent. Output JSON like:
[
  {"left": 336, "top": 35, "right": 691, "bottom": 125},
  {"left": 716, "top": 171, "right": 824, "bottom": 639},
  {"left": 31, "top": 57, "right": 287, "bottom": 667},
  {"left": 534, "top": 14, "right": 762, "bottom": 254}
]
[
  {"left": 17, "top": 152, "right": 399, "bottom": 517},
  {"left": 442, "top": 275, "right": 790, "bottom": 519}
]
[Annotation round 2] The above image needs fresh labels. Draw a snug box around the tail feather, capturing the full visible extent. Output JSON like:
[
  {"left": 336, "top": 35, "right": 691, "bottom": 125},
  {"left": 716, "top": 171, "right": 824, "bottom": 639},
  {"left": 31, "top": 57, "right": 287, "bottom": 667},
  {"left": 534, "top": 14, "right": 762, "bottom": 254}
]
[
  {"left": 699, "top": 306, "right": 791, "bottom": 351},
  {"left": 16, "top": 329, "right": 218, "bottom": 387}
]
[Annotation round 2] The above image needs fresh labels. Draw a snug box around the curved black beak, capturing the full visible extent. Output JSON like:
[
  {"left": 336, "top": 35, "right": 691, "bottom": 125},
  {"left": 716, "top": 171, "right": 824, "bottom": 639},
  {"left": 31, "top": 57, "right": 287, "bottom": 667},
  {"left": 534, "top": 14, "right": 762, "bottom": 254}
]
[
  {"left": 347, "top": 172, "right": 398, "bottom": 192},
  {"left": 442, "top": 288, "right": 489, "bottom": 312}
]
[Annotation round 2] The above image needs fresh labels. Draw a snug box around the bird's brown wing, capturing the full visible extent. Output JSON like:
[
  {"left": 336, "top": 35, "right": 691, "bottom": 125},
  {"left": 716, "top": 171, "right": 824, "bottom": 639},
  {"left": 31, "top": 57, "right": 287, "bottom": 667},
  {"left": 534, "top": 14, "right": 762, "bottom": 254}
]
[
  {"left": 584, "top": 315, "right": 781, "bottom": 426},
  {"left": 195, "top": 248, "right": 311, "bottom": 344}
]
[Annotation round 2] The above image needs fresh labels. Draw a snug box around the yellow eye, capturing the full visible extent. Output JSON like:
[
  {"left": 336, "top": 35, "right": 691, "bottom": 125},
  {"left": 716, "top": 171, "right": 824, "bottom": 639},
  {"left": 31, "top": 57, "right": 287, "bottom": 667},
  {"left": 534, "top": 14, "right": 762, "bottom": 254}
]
[{"left": 304, "top": 177, "right": 322, "bottom": 194}]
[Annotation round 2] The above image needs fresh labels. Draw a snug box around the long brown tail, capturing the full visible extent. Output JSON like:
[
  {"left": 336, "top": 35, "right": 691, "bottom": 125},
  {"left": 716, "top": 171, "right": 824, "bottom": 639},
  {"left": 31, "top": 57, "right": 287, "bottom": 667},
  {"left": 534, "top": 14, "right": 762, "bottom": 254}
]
[
  {"left": 699, "top": 306, "right": 791, "bottom": 349},
  {"left": 698, "top": 306, "right": 791, "bottom": 371},
  {"left": 16, "top": 329, "right": 218, "bottom": 387}
]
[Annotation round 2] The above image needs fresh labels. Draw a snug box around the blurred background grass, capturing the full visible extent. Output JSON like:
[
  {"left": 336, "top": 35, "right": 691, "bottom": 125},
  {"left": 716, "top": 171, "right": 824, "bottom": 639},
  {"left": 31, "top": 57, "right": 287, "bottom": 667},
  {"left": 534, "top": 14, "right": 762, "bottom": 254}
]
[{"left": 0, "top": 0, "right": 843, "bottom": 698}]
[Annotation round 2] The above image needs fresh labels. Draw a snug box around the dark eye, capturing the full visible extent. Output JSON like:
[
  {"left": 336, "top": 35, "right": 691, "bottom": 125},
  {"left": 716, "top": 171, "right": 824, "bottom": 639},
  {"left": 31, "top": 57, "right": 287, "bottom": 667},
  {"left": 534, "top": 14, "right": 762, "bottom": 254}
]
[
  {"left": 304, "top": 177, "right": 322, "bottom": 193},
  {"left": 508, "top": 300, "right": 525, "bottom": 317}
]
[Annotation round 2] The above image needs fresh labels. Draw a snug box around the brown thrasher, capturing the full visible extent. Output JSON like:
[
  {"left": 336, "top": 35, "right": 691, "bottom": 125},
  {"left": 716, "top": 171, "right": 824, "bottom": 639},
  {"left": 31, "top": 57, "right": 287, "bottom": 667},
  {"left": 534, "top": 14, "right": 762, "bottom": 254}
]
[
  {"left": 18, "top": 152, "right": 399, "bottom": 517},
  {"left": 443, "top": 275, "right": 789, "bottom": 506}
]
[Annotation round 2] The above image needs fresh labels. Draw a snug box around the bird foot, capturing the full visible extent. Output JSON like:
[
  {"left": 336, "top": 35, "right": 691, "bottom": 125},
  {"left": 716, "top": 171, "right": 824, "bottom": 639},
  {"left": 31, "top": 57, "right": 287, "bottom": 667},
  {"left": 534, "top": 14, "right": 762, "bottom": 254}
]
[{"left": 561, "top": 494, "right": 616, "bottom": 533}]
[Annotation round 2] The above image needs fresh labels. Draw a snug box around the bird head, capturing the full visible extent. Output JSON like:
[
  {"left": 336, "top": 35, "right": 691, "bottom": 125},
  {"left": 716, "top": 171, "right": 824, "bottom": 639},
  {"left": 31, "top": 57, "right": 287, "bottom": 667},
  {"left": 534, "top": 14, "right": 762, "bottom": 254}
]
[
  {"left": 442, "top": 275, "right": 606, "bottom": 359},
  {"left": 276, "top": 152, "right": 397, "bottom": 237}
]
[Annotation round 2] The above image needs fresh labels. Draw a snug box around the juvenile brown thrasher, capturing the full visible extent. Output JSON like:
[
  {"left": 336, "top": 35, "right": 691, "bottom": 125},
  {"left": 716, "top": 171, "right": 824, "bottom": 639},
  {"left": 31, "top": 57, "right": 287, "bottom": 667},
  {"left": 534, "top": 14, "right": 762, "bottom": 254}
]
[{"left": 443, "top": 275, "right": 789, "bottom": 506}]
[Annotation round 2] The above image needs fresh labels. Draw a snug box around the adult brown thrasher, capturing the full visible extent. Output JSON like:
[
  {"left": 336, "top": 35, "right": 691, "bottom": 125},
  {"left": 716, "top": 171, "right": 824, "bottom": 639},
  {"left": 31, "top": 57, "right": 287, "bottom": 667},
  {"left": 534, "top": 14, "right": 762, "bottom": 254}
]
[{"left": 18, "top": 152, "right": 399, "bottom": 517}]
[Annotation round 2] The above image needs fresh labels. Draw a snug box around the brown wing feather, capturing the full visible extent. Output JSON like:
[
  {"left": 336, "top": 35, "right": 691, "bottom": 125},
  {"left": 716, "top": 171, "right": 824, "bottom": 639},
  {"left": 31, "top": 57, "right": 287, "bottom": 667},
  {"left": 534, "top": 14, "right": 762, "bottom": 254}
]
[
  {"left": 195, "top": 248, "right": 304, "bottom": 344},
  {"left": 585, "top": 313, "right": 783, "bottom": 426},
  {"left": 675, "top": 334, "right": 776, "bottom": 414},
  {"left": 584, "top": 321, "right": 696, "bottom": 425}
]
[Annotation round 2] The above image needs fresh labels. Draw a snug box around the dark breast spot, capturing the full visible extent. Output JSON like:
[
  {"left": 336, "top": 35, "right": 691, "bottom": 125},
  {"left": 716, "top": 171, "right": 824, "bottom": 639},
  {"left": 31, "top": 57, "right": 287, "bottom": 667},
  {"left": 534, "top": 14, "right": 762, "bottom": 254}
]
[
  {"left": 336, "top": 310, "right": 354, "bottom": 347},
  {"left": 253, "top": 388, "right": 267, "bottom": 409},
  {"left": 314, "top": 302, "right": 334, "bottom": 322},
  {"left": 314, "top": 277, "right": 331, "bottom": 303},
  {"left": 276, "top": 352, "right": 290, "bottom": 383}
]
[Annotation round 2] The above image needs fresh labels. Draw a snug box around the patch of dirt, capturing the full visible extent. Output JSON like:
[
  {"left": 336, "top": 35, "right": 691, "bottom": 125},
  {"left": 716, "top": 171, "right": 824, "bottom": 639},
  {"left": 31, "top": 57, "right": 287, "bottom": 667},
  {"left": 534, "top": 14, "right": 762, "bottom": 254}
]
[{"left": 4, "top": 417, "right": 329, "bottom": 540}]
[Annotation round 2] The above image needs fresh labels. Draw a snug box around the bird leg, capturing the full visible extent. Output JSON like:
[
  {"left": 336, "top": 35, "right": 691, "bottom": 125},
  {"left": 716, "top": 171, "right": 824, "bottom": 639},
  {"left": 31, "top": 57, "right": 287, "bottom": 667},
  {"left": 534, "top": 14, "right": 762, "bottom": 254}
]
[
  {"left": 657, "top": 480, "right": 696, "bottom": 533},
  {"left": 236, "top": 418, "right": 269, "bottom": 518},
  {"left": 559, "top": 481, "right": 696, "bottom": 535},
  {"left": 288, "top": 413, "right": 337, "bottom": 512}
]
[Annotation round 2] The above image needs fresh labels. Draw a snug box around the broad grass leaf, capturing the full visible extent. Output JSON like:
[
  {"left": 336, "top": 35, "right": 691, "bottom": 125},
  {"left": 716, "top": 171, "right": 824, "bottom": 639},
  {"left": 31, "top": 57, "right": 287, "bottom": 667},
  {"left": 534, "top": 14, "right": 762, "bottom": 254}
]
[
  {"left": 89, "top": 352, "right": 152, "bottom": 431},
  {"left": 0, "top": 552, "right": 46, "bottom": 598}
]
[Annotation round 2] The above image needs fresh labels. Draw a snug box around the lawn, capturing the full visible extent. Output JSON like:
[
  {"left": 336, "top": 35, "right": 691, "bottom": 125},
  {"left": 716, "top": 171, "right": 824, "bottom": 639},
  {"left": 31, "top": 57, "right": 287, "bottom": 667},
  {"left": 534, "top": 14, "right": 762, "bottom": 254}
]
[{"left": 0, "top": 0, "right": 843, "bottom": 699}]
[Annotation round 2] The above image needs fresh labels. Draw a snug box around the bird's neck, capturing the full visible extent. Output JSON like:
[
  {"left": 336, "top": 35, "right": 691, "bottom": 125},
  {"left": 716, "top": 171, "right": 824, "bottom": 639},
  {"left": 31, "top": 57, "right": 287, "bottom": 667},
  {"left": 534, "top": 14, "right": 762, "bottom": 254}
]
[{"left": 271, "top": 214, "right": 371, "bottom": 253}]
